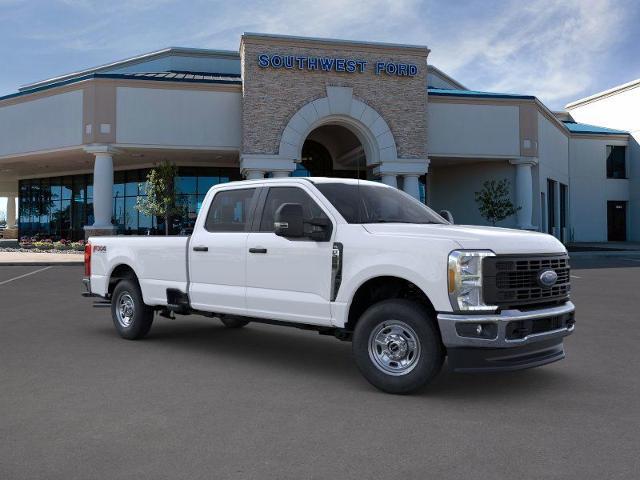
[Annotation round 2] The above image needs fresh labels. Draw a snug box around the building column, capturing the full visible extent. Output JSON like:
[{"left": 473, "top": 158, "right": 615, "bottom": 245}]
[
  {"left": 240, "top": 154, "right": 295, "bottom": 180},
  {"left": 380, "top": 174, "right": 397, "bottom": 188},
  {"left": 510, "top": 157, "right": 538, "bottom": 230},
  {"left": 402, "top": 174, "right": 421, "bottom": 199},
  {"left": 6, "top": 195, "right": 17, "bottom": 229},
  {"left": 84, "top": 145, "right": 117, "bottom": 238},
  {"left": 244, "top": 170, "right": 265, "bottom": 180}
]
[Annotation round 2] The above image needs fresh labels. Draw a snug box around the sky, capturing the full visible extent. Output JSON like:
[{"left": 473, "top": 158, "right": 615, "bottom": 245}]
[{"left": 1, "top": 0, "right": 640, "bottom": 214}]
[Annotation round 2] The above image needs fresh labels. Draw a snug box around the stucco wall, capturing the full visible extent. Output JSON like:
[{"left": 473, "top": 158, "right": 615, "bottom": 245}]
[
  {"left": 428, "top": 160, "right": 517, "bottom": 228},
  {"left": 568, "top": 87, "right": 639, "bottom": 241},
  {"left": 569, "top": 137, "right": 629, "bottom": 241},
  {"left": 427, "top": 102, "right": 520, "bottom": 157},
  {"left": 240, "top": 37, "right": 428, "bottom": 159},
  {"left": 115, "top": 87, "right": 242, "bottom": 148},
  {"left": 0, "top": 90, "right": 83, "bottom": 157}
]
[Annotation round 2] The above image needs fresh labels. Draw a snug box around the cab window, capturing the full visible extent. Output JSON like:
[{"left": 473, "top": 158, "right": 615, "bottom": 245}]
[
  {"left": 259, "top": 187, "right": 328, "bottom": 232},
  {"left": 205, "top": 188, "right": 256, "bottom": 232}
]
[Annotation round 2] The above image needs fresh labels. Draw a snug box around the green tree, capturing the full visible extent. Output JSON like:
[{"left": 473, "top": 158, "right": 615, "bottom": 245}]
[
  {"left": 136, "top": 161, "right": 183, "bottom": 235},
  {"left": 474, "top": 179, "right": 520, "bottom": 226}
]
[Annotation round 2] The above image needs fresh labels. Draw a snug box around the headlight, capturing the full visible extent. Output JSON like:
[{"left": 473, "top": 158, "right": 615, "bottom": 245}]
[{"left": 447, "top": 250, "right": 497, "bottom": 312}]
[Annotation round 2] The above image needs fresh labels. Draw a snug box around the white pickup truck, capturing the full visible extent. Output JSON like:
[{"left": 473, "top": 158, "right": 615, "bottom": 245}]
[{"left": 83, "top": 177, "right": 575, "bottom": 393}]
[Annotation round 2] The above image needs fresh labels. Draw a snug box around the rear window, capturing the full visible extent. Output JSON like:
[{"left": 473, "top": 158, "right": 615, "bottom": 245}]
[{"left": 204, "top": 188, "right": 256, "bottom": 232}]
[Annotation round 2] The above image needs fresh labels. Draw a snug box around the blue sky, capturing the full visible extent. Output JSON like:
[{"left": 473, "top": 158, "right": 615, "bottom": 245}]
[
  {"left": 1, "top": 0, "right": 639, "bottom": 109},
  {"left": 1, "top": 0, "right": 639, "bottom": 215}
]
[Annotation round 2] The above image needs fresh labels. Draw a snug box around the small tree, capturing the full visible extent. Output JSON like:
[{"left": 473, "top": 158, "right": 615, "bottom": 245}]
[
  {"left": 136, "top": 161, "right": 183, "bottom": 235},
  {"left": 474, "top": 179, "right": 520, "bottom": 226}
]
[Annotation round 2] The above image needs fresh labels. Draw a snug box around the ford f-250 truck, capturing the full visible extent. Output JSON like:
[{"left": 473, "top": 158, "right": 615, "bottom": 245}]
[{"left": 83, "top": 177, "right": 575, "bottom": 393}]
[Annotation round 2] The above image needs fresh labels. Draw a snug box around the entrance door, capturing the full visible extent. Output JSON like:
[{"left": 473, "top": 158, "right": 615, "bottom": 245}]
[
  {"left": 607, "top": 201, "right": 627, "bottom": 241},
  {"left": 245, "top": 185, "right": 335, "bottom": 326}
]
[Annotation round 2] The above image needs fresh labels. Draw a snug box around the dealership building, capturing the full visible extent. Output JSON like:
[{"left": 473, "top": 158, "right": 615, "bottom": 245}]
[{"left": 0, "top": 33, "right": 637, "bottom": 242}]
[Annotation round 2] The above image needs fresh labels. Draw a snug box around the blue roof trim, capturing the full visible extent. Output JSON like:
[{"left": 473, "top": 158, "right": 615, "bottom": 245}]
[
  {"left": 428, "top": 87, "right": 535, "bottom": 100},
  {"left": 0, "top": 72, "right": 242, "bottom": 102},
  {"left": 562, "top": 121, "right": 628, "bottom": 135}
]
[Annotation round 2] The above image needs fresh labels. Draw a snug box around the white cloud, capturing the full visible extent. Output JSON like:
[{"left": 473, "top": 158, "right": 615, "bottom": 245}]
[{"left": 426, "top": 0, "right": 628, "bottom": 107}]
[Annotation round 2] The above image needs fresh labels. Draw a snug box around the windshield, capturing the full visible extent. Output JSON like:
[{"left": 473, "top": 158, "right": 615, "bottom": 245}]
[{"left": 315, "top": 183, "right": 447, "bottom": 224}]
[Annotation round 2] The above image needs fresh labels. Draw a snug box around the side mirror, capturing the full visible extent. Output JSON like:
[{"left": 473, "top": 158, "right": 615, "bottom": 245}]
[
  {"left": 440, "top": 210, "right": 454, "bottom": 224},
  {"left": 274, "top": 203, "right": 305, "bottom": 237}
]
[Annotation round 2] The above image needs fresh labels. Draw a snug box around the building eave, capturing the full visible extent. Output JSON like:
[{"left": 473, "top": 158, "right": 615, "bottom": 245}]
[{"left": 565, "top": 78, "right": 640, "bottom": 109}]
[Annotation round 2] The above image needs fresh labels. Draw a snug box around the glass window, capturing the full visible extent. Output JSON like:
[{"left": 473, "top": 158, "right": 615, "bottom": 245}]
[
  {"left": 113, "top": 171, "right": 125, "bottom": 199},
  {"left": 205, "top": 189, "right": 255, "bottom": 232},
  {"left": 259, "top": 187, "right": 327, "bottom": 232},
  {"left": 606, "top": 146, "right": 626, "bottom": 179},
  {"left": 61, "top": 177, "right": 73, "bottom": 200},
  {"left": 124, "top": 197, "right": 138, "bottom": 234},
  {"left": 315, "top": 183, "right": 446, "bottom": 224},
  {"left": 175, "top": 175, "right": 197, "bottom": 195},
  {"left": 125, "top": 171, "right": 140, "bottom": 196}
]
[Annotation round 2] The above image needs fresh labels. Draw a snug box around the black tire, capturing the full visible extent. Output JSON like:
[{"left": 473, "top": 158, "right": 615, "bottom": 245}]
[
  {"left": 110, "top": 279, "right": 154, "bottom": 340},
  {"left": 220, "top": 315, "right": 250, "bottom": 329},
  {"left": 352, "top": 299, "right": 444, "bottom": 394}
]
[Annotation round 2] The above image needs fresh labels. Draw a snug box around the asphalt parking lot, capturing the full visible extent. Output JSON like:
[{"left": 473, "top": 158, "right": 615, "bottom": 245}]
[{"left": 1, "top": 257, "right": 639, "bottom": 479}]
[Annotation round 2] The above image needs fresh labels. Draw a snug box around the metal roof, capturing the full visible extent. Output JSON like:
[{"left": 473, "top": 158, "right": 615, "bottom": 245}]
[
  {"left": 562, "top": 121, "right": 628, "bottom": 135},
  {"left": 0, "top": 71, "right": 241, "bottom": 103},
  {"left": 428, "top": 87, "right": 535, "bottom": 100}
]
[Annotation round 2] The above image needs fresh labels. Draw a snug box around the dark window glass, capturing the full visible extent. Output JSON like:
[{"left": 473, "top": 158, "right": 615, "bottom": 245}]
[
  {"left": 175, "top": 175, "right": 197, "bottom": 195},
  {"left": 547, "top": 179, "right": 556, "bottom": 234},
  {"left": 606, "top": 146, "right": 626, "bottom": 179},
  {"left": 124, "top": 197, "right": 138, "bottom": 234},
  {"left": 205, "top": 189, "right": 255, "bottom": 232},
  {"left": 560, "top": 184, "right": 568, "bottom": 229},
  {"left": 114, "top": 196, "right": 125, "bottom": 233},
  {"left": 315, "top": 183, "right": 445, "bottom": 224},
  {"left": 259, "top": 187, "right": 327, "bottom": 232},
  {"left": 113, "top": 171, "right": 125, "bottom": 199}
]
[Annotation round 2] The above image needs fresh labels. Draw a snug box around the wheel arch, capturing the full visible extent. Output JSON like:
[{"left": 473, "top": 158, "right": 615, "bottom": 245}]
[
  {"left": 345, "top": 275, "right": 438, "bottom": 333},
  {"left": 107, "top": 263, "right": 140, "bottom": 297}
]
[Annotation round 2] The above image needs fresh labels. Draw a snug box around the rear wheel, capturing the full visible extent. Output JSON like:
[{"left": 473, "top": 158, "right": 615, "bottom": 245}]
[
  {"left": 111, "top": 279, "right": 154, "bottom": 340},
  {"left": 352, "top": 299, "right": 444, "bottom": 394}
]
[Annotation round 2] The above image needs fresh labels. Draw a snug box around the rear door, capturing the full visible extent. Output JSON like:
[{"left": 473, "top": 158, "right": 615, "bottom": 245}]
[
  {"left": 245, "top": 185, "right": 335, "bottom": 326},
  {"left": 189, "top": 187, "right": 258, "bottom": 314}
]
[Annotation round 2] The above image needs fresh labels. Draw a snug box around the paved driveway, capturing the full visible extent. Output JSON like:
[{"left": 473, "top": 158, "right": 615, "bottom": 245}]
[{"left": 1, "top": 257, "right": 639, "bottom": 479}]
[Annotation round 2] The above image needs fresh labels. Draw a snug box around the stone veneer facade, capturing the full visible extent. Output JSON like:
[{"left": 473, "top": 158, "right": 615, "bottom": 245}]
[{"left": 240, "top": 34, "right": 429, "bottom": 161}]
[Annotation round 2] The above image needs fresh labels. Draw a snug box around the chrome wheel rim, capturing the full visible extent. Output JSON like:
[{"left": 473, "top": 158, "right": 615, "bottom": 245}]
[
  {"left": 116, "top": 293, "right": 135, "bottom": 328},
  {"left": 368, "top": 320, "right": 421, "bottom": 376}
]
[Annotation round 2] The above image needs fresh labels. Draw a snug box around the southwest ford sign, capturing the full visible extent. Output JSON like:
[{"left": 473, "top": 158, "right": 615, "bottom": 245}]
[{"left": 257, "top": 54, "right": 418, "bottom": 77}]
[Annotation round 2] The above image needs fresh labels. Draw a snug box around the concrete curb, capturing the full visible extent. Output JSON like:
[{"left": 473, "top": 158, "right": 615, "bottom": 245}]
[{"left": 0, "top": 261, "right": 83, "bottom": 266}]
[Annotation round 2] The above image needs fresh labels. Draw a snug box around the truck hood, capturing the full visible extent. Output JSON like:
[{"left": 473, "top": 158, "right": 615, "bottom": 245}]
[{"left": 362, "top": 224, "right": 566, "bottom": 255}]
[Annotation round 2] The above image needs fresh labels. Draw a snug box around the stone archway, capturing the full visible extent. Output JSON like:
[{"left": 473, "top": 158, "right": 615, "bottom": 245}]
[{"left": 278, "top": 86, "right": 398, "bottom": 167}]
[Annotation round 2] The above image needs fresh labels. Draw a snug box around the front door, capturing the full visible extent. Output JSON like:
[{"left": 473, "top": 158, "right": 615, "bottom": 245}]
[
  {"left": 189, "top": 187, "right": 258, "bottom": 314},
  {"left": 607, "top": 201, "right": 627, "bottom": 241},
  {"left": 246, "top": 185, "right": 335, "bottom": 326}
]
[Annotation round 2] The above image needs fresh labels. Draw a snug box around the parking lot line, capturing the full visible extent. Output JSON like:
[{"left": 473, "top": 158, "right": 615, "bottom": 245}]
[{"left": 0, "top": 266, "right": 52, "bottom": 286}]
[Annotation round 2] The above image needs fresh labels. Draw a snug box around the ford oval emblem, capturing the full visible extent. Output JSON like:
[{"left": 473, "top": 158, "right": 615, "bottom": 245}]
[{"left": 538, "top": 269, "right": 558, "bottom": 288}]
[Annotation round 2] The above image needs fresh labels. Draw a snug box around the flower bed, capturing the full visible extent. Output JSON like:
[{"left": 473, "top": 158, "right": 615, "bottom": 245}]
[{"left": 17, "top": 237, "right": 86, "bottom": 252}]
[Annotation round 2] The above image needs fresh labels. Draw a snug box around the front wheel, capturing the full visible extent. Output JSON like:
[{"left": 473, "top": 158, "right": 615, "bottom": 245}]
[
  {"left": 352, "top": 299, "right": 444, "bottom": 394},
  {"left": 111, "top": 279, "right": 154, "bottom": 340}
]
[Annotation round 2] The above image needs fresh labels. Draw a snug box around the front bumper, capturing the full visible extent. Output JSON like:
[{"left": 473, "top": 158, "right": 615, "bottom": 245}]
[{"left": 437, "top": 302, "right": 575, "bottom": 372}]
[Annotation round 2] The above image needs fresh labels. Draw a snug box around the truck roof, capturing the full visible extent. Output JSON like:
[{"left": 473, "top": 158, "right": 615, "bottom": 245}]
[{"left": 216, "top": 177, "right": 389, "bottom": 188}]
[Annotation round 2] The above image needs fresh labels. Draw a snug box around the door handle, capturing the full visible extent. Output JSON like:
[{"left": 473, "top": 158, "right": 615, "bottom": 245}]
[
  {"left": 193, "top": 245, "right": 209, "bottom": 252},
  {"left": 249, "top": 247, "right": 268, "bottom": 254}
]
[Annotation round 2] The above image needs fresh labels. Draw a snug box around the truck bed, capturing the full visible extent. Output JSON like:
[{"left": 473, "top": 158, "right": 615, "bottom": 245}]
[{"left": 89, "top": 235, "right": 190, "bottom": 306}]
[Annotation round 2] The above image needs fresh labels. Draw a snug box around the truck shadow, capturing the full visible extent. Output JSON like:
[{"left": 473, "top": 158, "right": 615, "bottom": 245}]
[{"left": 141, "top": 318, "right": 572, "bottom": 399}]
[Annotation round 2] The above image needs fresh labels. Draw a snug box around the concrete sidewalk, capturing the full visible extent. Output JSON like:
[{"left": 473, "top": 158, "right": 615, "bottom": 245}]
[{"left": 0, "top": 251, "right": 83, "bottom": 266}]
